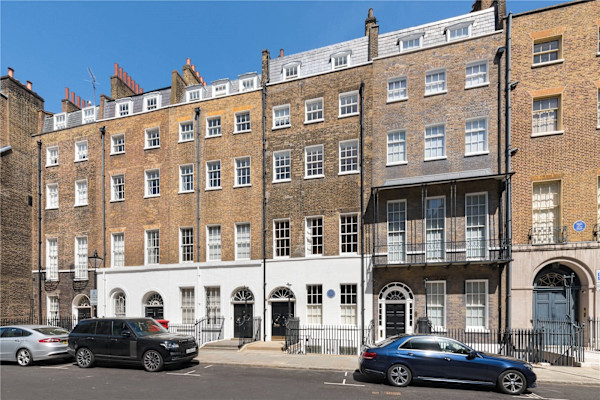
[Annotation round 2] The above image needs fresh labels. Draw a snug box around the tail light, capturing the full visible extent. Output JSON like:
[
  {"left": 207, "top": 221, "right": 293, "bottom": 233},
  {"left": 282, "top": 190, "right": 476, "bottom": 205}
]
[
  {"left": 39, "top": 338, "right": 62, "bottom": 343},
  {"left": 362, "top": 351, "right": 377, "bottom": 360}
]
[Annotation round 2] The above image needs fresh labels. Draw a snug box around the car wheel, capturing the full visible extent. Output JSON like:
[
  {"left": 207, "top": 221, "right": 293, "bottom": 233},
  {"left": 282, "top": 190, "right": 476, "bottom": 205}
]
[
  {"left": 142, "top": 350, "right": 164, "bottom": 372},
  {"left": 75, "top": 347, "right": 95, "bottom": 368},
  {"left": 497, "top": 370, "right": 527, "bottom": 395},
  {"left": 387, "top": 364, "right": 412, "bottom": 387},
  {"left": 16, "top": 348, "right": 33, "bottom": 366}
]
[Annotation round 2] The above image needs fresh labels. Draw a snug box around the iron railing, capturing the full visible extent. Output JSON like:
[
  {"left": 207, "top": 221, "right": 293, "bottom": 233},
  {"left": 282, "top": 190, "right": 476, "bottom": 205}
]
[
  {"left": 528, "top": 226, "right": 568, "bottom": 245},
  {"left": 372, "top": 239, "right": 508, "bottom": 266},
  {"left": 285, "top": 319, "right": 370, "bottom": 356},
  {"left": 238, "top": 317, "right": 262, "bottom": 348},
  {"left": 167, "top": 317, "right": 225, "bottom": 346},
  {"left": 585, "top": 318, "right": 600, "bottom": 351}
]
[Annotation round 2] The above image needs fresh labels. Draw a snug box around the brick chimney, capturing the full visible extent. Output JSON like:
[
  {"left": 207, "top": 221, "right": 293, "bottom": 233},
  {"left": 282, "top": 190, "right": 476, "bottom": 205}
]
[
  {"left": 62, "top": 87, "right": 81, "bottom": 113},
  {"left": 181, "top": 58, "right": 203, "bottom": 86},
  {"left": 472, "top": 0, "right": 505, "bottom": 29},
  {"left": 365, "top": 8, "right": 379, "bottom": 61},
  {"left": 261, "top": 49, "right": 270, "bottom": 86},
  {"left": 110, "top": 62, "right": 138, "bottom": 100}
]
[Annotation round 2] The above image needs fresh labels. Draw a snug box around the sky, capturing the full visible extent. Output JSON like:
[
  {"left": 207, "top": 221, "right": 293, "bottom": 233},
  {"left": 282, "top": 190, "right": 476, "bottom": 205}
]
[{"left": 1, "top": 0, "right": 567, "bottom": 113}]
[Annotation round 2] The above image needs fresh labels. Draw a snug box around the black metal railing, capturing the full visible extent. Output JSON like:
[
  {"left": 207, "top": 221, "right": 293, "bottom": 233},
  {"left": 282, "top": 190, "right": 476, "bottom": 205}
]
[
  {"left": 168, "top": 316, "right": 225, "bottom": 346},
  {"left": 285, "top": 319, "right": 370, "bottom": 356},
  {"left": 528, "top": 226, "right": 568, "bottom": 245},
  {"left": 238, "top": 317, "right": 262, "bottom": 348},
  {"left": 372, "top": 239, "right": 509, "bottom": 266},
  {"left": 585, "top": 318, "right": 600, "bottom": 351}
]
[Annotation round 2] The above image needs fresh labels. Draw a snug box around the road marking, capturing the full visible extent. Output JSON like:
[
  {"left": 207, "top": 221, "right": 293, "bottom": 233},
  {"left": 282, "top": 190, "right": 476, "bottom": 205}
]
[
  {"left": 204, "top": 365, "right": 213, "bottom": 369},
  {"left": 40, "top": 366, "right": 70, "bottom": 370},
  {"left": 166, "top": 370, "right": 202, "bottom": 377},
  {"left": 524, "top": 394, "right": 569, "bottom": 400},
  {"left": 384, "top": 391, "right": 402, "bottom": 396},
  {"left": 324, "top": 382, "right": 365, "bottom": 387}
]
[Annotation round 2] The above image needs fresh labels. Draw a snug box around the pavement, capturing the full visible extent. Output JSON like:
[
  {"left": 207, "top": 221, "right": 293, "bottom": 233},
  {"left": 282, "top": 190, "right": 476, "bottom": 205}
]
[{"left": 196, "top": 340, "right": 600, "bottom": 386}]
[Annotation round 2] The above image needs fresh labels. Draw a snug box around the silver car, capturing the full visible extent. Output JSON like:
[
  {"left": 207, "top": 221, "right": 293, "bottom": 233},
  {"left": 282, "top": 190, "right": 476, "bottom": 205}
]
[{"left": 0, "top": 325, "right": 71, "bottom": 366}]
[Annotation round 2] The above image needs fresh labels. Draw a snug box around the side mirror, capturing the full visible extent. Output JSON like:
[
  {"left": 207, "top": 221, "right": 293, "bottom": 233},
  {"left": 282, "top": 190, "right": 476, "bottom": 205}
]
[
  {"left": 467, "top": 350, "right": 478, "bottom": 360},
  {"left": 121, "top": 329, "right": 131, "bottom": 337}
]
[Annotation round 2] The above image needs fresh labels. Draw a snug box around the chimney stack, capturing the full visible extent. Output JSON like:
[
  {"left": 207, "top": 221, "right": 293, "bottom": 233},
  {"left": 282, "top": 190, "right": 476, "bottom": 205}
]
[
  {"left": 365, "top": 8, "right": 379, "bottom": 61},
  {"left": 8, "top": 68, "right": 14, "bottom": 78},
  {"left": 279, "top": 49, "right": 284, "bottom": 58}
]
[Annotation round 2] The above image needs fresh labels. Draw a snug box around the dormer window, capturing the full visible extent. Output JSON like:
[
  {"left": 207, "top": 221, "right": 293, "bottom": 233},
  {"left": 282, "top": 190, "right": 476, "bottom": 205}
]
[
  {"left": 213, "top": 83, "right": 229, "bottom": 97},
  {"left": 116, "top": 99, "right": 132, "bottom": 117},
  {"left": 283, "top": 62, "right": 300, "bottom": 80},
  {"left": 143, "top": 93, "right": 161, "bottom": 112},
  {"left": 186, "top": 87, "right": 202, "bottom": 102},
  {"left": 399, "top": 34, "right": 423, "bottom": 52},
  {"left": 240, "top": 77, "right": 257, "bottom": 92},
  {"left": 82, "top": 107, "right": 95, "bottom": 124},
  {"left": 331, "top": 51, "right": 351, "bottom": 70},
  {"left": 54, "top": 113, "right": 66, "bottom": 130},
  {"left": 446, "top": 22, "right": 472, "bottom": 42}
]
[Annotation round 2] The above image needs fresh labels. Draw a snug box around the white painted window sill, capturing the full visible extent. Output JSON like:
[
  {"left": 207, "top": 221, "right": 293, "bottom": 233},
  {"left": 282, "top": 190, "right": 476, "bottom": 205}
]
[
  {"left": 45, "top": 207, "right": 59, "bottom": 210},
  {"left": 205, "top": 134, "right": 222, "bottom": 139},
  {"left": 178, "top": 138, "right": 194, "bottom": 143},
  {"left": 424, "top": 90, "right": 447, "bottom": 98},
  {"left": 144, "top": 195, "right": 160, "bottom": 199},
  {"left": 304, "top": 175, "right": 324, "bottom": 180},
  {"left": 144, "top": 146, "right": 160, "bottom": 150},
  {"left": 424, "top": 156, "right": 447, "bottom": 162},
  {"left": 110, "top": 199, "right": 125, "bottom": 203},
  {"left": 465, "top": 82, "right": 490, "bottom": 90},
  {"left": 304, "top": 119, "right": 324, "bottom": 125},
  {"left": 74, "top": 203, "right": 88, "bottom": 208},
  {"left": 178, "top": 190, "right": 194, "bottom": 194},
  {"left": 531, "top": 59, "right": 564, "bottom": 68},
  {"left": 464, "top": 151, "right": 489, "bottom": 157},
  {"left": 233, "top": 184, "right": 252, "bottom": 189},
  {"left": 338, "top": 112, "right": 359, "bottom": 119},
  {"left": 110, "top": 152, "right": 125, "bottom": 156},
  {"left": 387, "top": 161, "right": 408, "bottom": 166},
  {"left": 205, "top": 187, "right": 222, "bottom": 191},
  {"left": 46, "top": 164, "right": 59, "bottom": 168},
  {"left": 272, "top": 124, "right": 291, "bottom": 131},
  {"left": 74, "top": 159, "right": 88, "bottom": 163},
  {"left": 387, "top": 97, "right": 408, "bottom": 104},
  {"left": 234, "top": 130, "right": 251, "bottom": 135},
  {"left": 338, "top": 171, "right": 359, "bottom": 176},
  {"left": 273, "top": 179, "right": 291, "bottom": 184},
  {"left": 531, "top": 130, "right": 564, "bottom": 138}
]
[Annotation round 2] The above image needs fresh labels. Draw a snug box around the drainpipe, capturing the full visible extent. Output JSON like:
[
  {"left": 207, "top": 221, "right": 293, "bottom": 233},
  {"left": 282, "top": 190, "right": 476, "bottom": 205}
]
[
  {"left": 505, "top": 13, "right": 513, "bottom": 331},
  {"left": 194, "top": 107, "right": 201, "bottom": 264},
  {"left": 495, "top": 45, "right": 505, "bottom": 329},
  {"left": 262, "top": 84, "right": 267, "bottom": 341},
  {"left": 99, "top": 126, "right": 106, "bottom": 318},
  {"left": 359, "top": 80, "right": 365, "bottom": 342},
  {"left": 37, "top": 140, "right": 42, "bottom": 322}
]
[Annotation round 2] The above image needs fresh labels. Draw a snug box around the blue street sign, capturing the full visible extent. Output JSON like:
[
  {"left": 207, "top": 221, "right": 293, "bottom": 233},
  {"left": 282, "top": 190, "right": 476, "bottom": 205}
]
[
  {"left": 573, "top": 221, "right": 586, "bottom": 232},
  {"left": 327, "top": 289, "right": 335, "bottom": 299}
]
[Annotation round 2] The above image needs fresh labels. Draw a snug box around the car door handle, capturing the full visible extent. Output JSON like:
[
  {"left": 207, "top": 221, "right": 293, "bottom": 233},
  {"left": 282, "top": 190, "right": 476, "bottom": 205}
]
[
  {"left": 444, "top": 357, "right": 451, "bottom": 361},
  {"left": 407, "top": 352, "right": 415, "bottom": 356}
]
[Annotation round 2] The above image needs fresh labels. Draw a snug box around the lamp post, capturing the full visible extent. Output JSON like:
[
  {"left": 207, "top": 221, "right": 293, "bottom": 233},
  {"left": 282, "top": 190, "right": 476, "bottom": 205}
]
[{"left": 88, "top": 250, "right": 103, "bottom": 318}]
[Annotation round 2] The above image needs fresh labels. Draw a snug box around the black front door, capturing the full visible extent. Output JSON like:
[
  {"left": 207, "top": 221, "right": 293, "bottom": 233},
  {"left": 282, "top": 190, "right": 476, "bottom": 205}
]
[
  {"left": 271, "top": 302, "right": 294, "bottom": 338},
  {"left": 386, "top": 303, "right": 406, "bottom": 337},
  {"left": 145, "top": 306, "right": 163, "bottom": 319},
  {"left": 234, "top": 304, "right": 253, "bottom": 338}
]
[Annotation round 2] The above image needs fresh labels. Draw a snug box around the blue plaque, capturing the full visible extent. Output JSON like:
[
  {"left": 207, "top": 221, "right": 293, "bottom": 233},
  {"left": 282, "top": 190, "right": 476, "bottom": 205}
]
[
  {"left": 573, "top": 221, "right": 586, "bottom": 232},
  {"left": 327, "top": 289, "right": 335, "bottom": 299}
]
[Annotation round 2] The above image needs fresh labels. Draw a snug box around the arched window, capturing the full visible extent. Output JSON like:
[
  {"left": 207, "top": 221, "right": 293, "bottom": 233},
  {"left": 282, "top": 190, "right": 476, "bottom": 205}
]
[{"left": 113, "top": 291, "right": 126, "bottom": 317}]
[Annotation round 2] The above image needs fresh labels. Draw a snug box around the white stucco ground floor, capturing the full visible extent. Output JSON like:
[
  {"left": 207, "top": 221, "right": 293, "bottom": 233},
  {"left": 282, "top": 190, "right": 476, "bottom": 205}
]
[{"left": 96, "top": 255, "right": 373, "bottom": 341}]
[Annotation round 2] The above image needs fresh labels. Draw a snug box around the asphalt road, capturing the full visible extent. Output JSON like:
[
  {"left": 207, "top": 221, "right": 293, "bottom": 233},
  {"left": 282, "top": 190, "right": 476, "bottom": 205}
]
[{"left": 0, "top": 359, "right": 598, "bottom": 400}]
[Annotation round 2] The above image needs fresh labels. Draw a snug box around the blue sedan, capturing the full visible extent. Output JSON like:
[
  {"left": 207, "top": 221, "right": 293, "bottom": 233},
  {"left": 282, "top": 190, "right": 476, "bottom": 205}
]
[{"left": 359, "top": 334, "right": 536, "bottom": 395}]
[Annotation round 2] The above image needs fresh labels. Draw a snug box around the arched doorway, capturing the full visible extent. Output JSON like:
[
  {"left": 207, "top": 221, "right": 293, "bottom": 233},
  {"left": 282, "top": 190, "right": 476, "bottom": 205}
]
[
  {"left": 144, "top": 292, "right": 164, "bottom": 319},
  {"left": 269, "top": 287, "right": 295, "bottom": 339},
  {"left": 378, "top": 282, "right": 414, "bottom": 340},
  {"left": 112, "top": 290, "right": 126, "bottom": 317},
  {"left": 232, "top": 287, "right": 254, "bottom": 339},
  {"left": 533, "top": 263, "right": 580, "bottom": 323},
  {"left": 73, "top": 294, "right": 92, "bottom": 322}
]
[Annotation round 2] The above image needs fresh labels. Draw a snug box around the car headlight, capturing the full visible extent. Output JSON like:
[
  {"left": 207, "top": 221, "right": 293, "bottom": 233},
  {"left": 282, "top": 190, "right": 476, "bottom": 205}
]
[
  {"left": 160, "top": 342, "right": 179, "bottom": 351},
  {"left": 524, "top": 363, "right": 533, "bottom": 371}
]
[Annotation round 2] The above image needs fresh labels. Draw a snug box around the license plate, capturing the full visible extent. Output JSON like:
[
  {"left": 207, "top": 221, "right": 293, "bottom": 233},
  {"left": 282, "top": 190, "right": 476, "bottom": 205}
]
[
  {"left": 186, "top": 347, "right": 196, "bottom": 354},
  {"left": 62, "top": 340, "right": 67, "bottom": 344}
]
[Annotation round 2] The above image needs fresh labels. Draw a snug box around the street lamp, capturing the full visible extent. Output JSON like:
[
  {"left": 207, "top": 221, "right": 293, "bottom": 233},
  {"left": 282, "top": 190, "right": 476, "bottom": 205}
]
[{"left": 88, "top": 250, "right": 103, "bottom": 317}]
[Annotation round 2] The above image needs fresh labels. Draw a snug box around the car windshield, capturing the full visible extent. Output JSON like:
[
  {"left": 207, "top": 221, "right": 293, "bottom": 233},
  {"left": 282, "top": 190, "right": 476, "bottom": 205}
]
[
  {"left": 34, "top": 327, "right": 70, "bottom": 335},
  {"left": 127, "top": 319, "right": 168, "bottom": 337}
]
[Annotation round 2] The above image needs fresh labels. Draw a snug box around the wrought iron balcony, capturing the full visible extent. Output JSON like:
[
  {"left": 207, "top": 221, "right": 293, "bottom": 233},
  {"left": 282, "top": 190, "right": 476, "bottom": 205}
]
[
  {"left": 372, "top": 239, "right": 509, "bottom": 267},
  {"left": 528, "top": 226, "right": 568, "bottom": 245}
]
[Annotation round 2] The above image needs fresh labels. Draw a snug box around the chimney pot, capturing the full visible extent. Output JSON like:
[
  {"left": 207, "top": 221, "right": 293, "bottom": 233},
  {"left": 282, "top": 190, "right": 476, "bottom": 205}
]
[
  {"left": 26, "top": 81, "right": 32, "bottom": 90},
  {"left": 192, "top": 65, "right": 195, "bottom": 71},
  {"left": 77, "top": 96, "right": 81, "bottom": 107},
  {"left": 65, "top": 87, "right": 70, "bottom": 99},
  {"left": 140, "top": 88, "right": 143, "bottom": 94},
  {"left": 131, "top": 79, "right": 135, "bottom": 89},
  {"left": 114, "top": 63, "right": 118, "bottom": 75},
  {"left": 71, "top": 92, "right": 75, "bottom": 104},
  {"left": 279, "top": 49, "right": 284, "bottom": 58},
  {"left": 196, "top": 71, "right": 200, "bottom": 78},
  {"left": 119, "top": 67, "right": 123, "bottom": 79},
  {"left": 186, "top": 57, "right": 191, "bottom": 65},
  {"left": 7, "top": 68, "right": 14, "bottom": 78},
  {"left": 123, "top": 71, "right": 128, "bottom": 83},
  {"left": 136, "top": 83, "right": 139, "bottom": 94}
]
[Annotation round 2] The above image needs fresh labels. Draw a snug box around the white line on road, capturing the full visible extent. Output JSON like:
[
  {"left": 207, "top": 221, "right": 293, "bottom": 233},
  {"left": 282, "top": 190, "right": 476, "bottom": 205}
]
[
  {"left": 204, "top": 365, "right": 213, "bottom": 369},
  {"left": 40, "top": 366, "right": 70, "bottom": 369},
  {"left": 324, "top": 382, "right": 365, "bottom": 387},
  {"left": 166, "top": 370, "right": 202, "bottom": 377},
  {"left": 524, "top": 394, "right": 570, "bottom": 400}
]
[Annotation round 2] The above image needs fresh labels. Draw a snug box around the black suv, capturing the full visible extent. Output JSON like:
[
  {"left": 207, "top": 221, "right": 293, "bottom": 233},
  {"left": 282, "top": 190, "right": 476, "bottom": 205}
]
[{"left": 68, "top": 318, "right": 197, "bottom": 372}]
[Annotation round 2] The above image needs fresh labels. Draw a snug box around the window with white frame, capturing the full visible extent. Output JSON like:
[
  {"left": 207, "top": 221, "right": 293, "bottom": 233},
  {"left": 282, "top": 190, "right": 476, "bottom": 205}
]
[
  {"left": 54, "top": 113, "right": 66, "bottom": 130},
  {"left": 145, "top": 127, "right": 160, "bottom": 149},
  {"left": 533, "top": 97, "right": 560, "bottom": 135},
  {"left": 46, "top": 146, "right": 59, "bottom": 166},
  {"left": 144, "top": 94, "right": 160, "bottom": 112},
  {"left": 466, "top": 193, "right": 487, "bottom": 260},
  {"left": 447, "top": 23, "right": 471, "bottom": 41},
  {"left": 235, "top": 157, "right": 251, "bottom": 187},
  {"left": 273, "top": 105, "right": 291, "bottom": 128},
  {"left": 305, "top": 145, "right": 324, "bottom": 178},
  {"left": 465, "top": 118, "right": 488, "bottom": 155},
  {"left": 425, "top": 124, "right": 446, "bottom": 159},
  {"left": 387, "top": 200, "right": 406, "bottom": 263},
  {"left": 339, "top": 91, "right": 359, "bottom": 117},
  {"left": 206, "top": 161, "right": 221, "bottom": 189},
  {"left": 283, "top": 62, "right": 300, "bottom": 80},
  {"left": 532, "top": 181, "right": 561, "bottom": 244},
  {"left": 74, "top": 236, "right": 88, "bottom": 280},
  {"left": 340, "top": 214, "right": 358, "bottom": 254},
  {"left": 186, "top": 88, "right": 201, "bottom": 102},
  {"left": 206, "top": 116, "right": 221, "bottom": 137},
  {"left": 533, "top": 38, "right": 561, "bottom": 64},
  {"left": 387, "top": 131, "right": 406, "bottom": 165},
  {"left": 179, "top": 164, "right": 194, "bottom": 193},
  {"left": 114, "top": 291, "right": 126, "bottom": 317},
  {"left": 235, "top": 223, "right": 251, "bottom": 260},
  {"left": 145, "top": 169, "right": 160, "bottom": 197},
  {"left": 273, "top": 150, "right": 291, "bottom": 182},
  {"left": 180, "top": 227, "right": 194, "bottom": 262},
  {"left": 47, "top": 295, "right": 59, "bottom": 319},
  {"left": 425, "top": 70, "right": 446, "bottom": 95},
  {"left": 82, "top": 107, "right": 95, "bottom": 124},
  {"left": 181, "top": 288, "right": 195, "bottom": 324},
  {"left": 465, "top": 61, "right": 488, "bottom": 88},
  {"left": 75, "top": 141, "right": 88, "bottom": 162},
  {"left": 112, "top": 233, "right": 125, "bottom": 267},
  {"left": 213, "top": 83, "right": 228, "bottom": 97},
  {"left": 427, "top": 281, "right": 446, "bottom": 331},
  {"left": 206, "top": 287, "right": 221, "bottom": 325},
  {"left": 274, "top": 220, "right": 290, "bottom": 258},
  {"left": 305, "top": 216, "right": 323, "bottom": 256},
  {"left": 75, "top": 180, "right": 88, "bottom": 206},
  {"left": 466, "top": 280, "right": 488, "bottom": 330},
  {"left": 179, "top": 121, "right": 194, "bottom": 142},
  {"left": 305, "top": 98, "right": 323, "bottom": 123},
  {"left": 145, "top": 230, "right": 160, "bottom": 265},
  {"left": 240, "top": 77, "right": 256, "bottom": 91},
  {"left": 339, "top": 140, "right": 358, "bottom": 174},
  {"left": 46, "top": 184, "right": 58, "bottom": 209},
  {"left": 426, "top": 197, "right": 445, "bottom": 261},
  {"left": 46, "top": 238, "right": 58, "bottom": 281},
  {"left": 332, "top": 52, "right": 350, "bottom": 69},
  {"left": 235, "top": 112, "right": 251, "bottom": 133},
  {"left": 340, "top": 284, "right": 357, "bottom": 325},
  {"left": 111, "top": 175, "right": 124, "bottom": 201},
  {"left": 399, "top": 35, "right": 422, "bottom": 52},
  {"left": 116, "top": 100, "right": 132, "bottom": 117},
  {"left": 307, "top": 285, "right": 323, "bottom": 325},
  {"left": 207, "top": 225, "right": 221, "bottom": 261},
  {"left": 388, "top": 77, "right": 407, "bottom": 102},
  {"left": 111, "top": 134, "right": 125, "bottom": 154}
]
